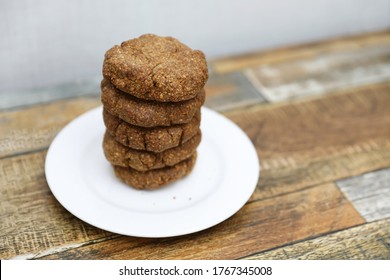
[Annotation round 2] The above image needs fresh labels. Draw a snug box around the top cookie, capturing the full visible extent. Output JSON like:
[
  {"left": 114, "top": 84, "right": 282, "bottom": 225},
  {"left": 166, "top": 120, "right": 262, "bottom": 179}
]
[{"left": 102, "top": 34, "right": 208, "bottom": 102}]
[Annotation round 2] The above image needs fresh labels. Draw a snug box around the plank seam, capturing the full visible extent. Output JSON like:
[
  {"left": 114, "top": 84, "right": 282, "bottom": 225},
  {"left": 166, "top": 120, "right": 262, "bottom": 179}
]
[
  {"left": 27, "top": 234, "right": 121, "bottom": 260},
  {"left": 0, "top": 147, "right": 48, "bottom": 160},
  {"left": 236, "top": 218, "right": 390, "bottom": 260},
  {"left": 0, "top": 94, "right": 100, "bottom": 113},
  {"left": 243, "top": 68, "right": 272, "bottom": 102}
]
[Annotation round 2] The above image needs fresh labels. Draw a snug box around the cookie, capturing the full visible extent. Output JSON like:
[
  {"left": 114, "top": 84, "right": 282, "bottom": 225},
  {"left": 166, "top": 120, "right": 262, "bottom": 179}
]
[
  {"left": 103, "top": 34, "right": 208, "bottom": 102},
  {"left": 103, "top": 109, "right": 200, "bottom": 153},
  {"left": 103, "top": 130, "right": 201, "bottom": 171},
  {"left": 101, "top": 79, "right": 205, "bottom": 127},
  {"left": 114, "top": 153, "right": 197, "bottom": 190}
]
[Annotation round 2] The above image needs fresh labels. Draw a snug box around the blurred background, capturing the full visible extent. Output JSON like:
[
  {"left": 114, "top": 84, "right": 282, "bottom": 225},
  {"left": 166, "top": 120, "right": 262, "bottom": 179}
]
[{"left": 1, "top": 0, "right": 389, "bottom": 93}]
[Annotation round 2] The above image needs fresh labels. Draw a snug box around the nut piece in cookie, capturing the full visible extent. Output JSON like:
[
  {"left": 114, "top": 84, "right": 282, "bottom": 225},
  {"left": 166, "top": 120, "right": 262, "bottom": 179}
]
[{"left": 103, "top": 34, "right": 208, "bottom": 102}]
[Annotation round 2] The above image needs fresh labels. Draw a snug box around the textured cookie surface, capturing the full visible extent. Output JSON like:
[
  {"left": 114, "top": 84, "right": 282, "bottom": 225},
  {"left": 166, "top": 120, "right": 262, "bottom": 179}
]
[
  {"left": 103, "top": 109, "right": 200, "bottom": 152},
  {"left": 103, "top": 34, "right": 208, "bottom": 102},
  {"left": 101, "top": 79, "right": 205, "bottom": 127},
  {"left": 114, "top": 153, "right": 197, "bottom": 190},
  {"left": 103, "top": 130, "right": 201, "bottom": 171}
]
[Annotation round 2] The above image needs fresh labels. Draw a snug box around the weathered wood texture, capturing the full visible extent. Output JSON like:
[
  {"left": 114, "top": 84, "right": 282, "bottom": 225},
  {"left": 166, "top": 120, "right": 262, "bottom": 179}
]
[
  {"left": 0, "top": 97, "right": 101, "bottom": 158},
  {"left": 1, "top": 86, "right": 383, "bottom": 259},
  {"left": 0, "top": 152, "right": 116, "bottom": 259},
  {"left": 0, "top": 77, "right": 101, "bottom": 110},
  {"left": 226, "top": 83, "right": 390, "bottom": 201},
  {"left": 245, "top": 44, "right": 390, "bottom": 102},
  {"left": 211, "top": 31, "right": 390, "bottom": 73},
  {"left": 337, "top": 168, "right": 390, "bottom": 222},
  {"left": 204, "top": 71, "right": 265, "bottom": 111},
  {"left": 39, "top": 183, "right": 364, "bottom": 259},
  {"left": 244, "top": 219, "right": 390, "bottom": 260}
]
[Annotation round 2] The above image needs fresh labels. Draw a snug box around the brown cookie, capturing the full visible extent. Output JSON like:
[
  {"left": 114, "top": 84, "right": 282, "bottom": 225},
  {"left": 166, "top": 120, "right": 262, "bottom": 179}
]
[
  {"left": 114, "top": 153, "right": 197, "bottom": 190},
  {"left": 103, "top": 109, "right": 200, "bottom": 153},
  {"left": 103, "top": 130, "right": 201, "bottom": 171},
  {"left": 101, "top": 79, "right": 205, "bottom": 127},
  {"left": 103, "top": 34, "right": 208, "bottom": 102}
]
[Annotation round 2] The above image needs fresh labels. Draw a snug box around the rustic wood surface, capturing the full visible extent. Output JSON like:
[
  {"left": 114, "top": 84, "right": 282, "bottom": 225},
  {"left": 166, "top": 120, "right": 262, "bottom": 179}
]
[
  {"left": 227, "top": 83, "right": 390, "bottom": 201},
  {"left": 244, "top": 44, "right": 390, "bottom": 102},
  {"left": 0, "top": 97, "right": 101, "bottom": 158},
  {"left": 1, "top": 31, "right": 390, "bottom": 259},
  {"left": 211, "top": 31, "right": 390, "bottom": 73},
  {"left": 337, "top": 168, "right": 390, "bottom": 222},
  {"left": 204, "top": 71, "right": 265, "bottom": 111},
  {"left": 244, "top": 219, "right": 390, "bottom": 260},
  {"left": 0, "top": 77, "right": 100, "bottom": 110},
  {"left": 39, "top": 183, "right": 364, "bottom": 260},
  {"left": 0, "top": 152, "right": 117, "bottom": 259}
]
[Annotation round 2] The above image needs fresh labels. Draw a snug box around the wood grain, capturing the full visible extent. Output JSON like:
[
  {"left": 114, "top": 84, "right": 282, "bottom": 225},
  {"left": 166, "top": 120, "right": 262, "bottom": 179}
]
[
  {"left": 245, "top": 44, "right": 390, "bottom": 102},
  {"left": 0, "top": 152, "right": 115, "bottom": 259},
  {"left": 0, "top": 97, "right": 100, "bottom": 158},
  {"left": 212, "top": 31, "right": 390, "bottom": 73},
  {"left": 0, "top": 77, "right": 100, "bottom": 110},
  {"left": 204, "top": 71, "right": 265, "bottom": 111},
  {"left": 38, "top": 183, "right": 364, "bottom": 259},
  {"left": 226, "top": 83, "right": 390, "bottom": 201},
  {"left": 244, "top": 219, "right": 390, "bottom": 260},
  {"left": 337, "top": 168, "right": 390, "bottom": 222}
]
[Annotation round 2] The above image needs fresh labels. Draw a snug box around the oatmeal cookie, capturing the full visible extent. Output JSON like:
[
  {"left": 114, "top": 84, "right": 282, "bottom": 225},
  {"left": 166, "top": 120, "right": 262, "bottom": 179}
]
[
  {"left": 113, "top": 153, "right": 197, "bottom": 190},
  {"left": 101, "top": 79, "right": 205, "bottom": 127},
  {"left": 103, "top": 109, "right": 200, "bottom": 152},
  {"left": 103, "top": 130, "right": 201, "bottom": 171},
  {"left": 103, "top": 34, "right": 208, "bottom": 102}
]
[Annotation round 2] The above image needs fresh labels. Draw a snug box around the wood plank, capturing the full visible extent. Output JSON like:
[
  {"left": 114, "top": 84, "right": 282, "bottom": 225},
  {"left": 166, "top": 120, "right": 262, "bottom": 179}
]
[
  {"left": 0, "top": 97, "right": 100, "bottom": 158},
  {"left": 38, "top": 183, "right": 364, "bottom": 259},
  {"left": 0, "top": 152, "right": 115, "bottom": 259},
  {"left": 212, "top": 31, "right": 390, "bottom": 73},
  {"left": 244, "top": 219, "right": 390, "bottom": 260},
  {"left": 337, "top": 168, "right": 390, "bottom": 222},
  {"left": 0, "top": 77, "right": 100, "bottom": 110},
  {"left": 226, "top": 83, "right": 390, "bottom": 201},
  {"left": 244, "top": 44, "right": 390, "bottom": 102},
  {"left": 204, "top": 71, "right": 265, "bottom": 111}
]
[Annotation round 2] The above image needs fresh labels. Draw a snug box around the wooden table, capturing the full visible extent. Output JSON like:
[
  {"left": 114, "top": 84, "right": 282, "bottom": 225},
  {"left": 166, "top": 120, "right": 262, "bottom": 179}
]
[{"left": 1, "top": 31, "right": 390, "bottom": 260}]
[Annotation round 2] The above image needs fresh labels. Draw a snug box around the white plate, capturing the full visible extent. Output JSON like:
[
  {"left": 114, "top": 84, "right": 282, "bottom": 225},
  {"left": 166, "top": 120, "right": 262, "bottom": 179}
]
[{"left": 45, "top": 106, "right": 260, "bottom": 237}]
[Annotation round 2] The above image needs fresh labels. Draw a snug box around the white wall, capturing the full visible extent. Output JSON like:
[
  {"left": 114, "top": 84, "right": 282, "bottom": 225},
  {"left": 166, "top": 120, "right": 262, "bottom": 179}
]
[{"left": 1, "top": 0, "right": 389, "bottom": 91}]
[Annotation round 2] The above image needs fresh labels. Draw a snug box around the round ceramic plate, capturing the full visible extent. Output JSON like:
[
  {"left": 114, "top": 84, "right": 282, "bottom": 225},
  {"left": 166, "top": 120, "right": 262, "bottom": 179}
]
[{"left": 45, "top": 106, "right": 260, "bottom": 237}]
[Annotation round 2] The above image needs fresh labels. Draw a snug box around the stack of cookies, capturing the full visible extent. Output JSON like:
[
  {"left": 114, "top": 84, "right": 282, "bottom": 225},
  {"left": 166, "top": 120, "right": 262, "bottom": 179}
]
[{"left": 101, "top": 34, "right": 208, "bottom": 190}]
